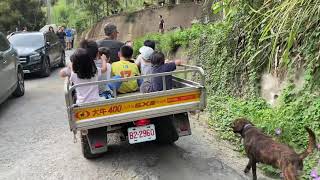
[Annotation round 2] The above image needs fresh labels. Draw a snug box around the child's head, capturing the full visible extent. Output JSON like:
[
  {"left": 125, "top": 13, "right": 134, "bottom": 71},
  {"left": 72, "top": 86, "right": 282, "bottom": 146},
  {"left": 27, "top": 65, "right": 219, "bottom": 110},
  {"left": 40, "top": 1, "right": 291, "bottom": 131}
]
[
  {"left": 119, "top": 45, "right": 133, "bottom": 60},
  {"left": 144, "top": 40, "right": 155, "bottom": 50},
  {"left": 98, "top": 47, "right": 110, "bottom": 60},
  {"left": 71, "top": 48, "right": 97, "bottom": 79},
  {"left": 79, "top": 39, "right": 98, "bottom": 60},
  {"left": 150, "top": 51, "right": 165, "bottom": 66}
]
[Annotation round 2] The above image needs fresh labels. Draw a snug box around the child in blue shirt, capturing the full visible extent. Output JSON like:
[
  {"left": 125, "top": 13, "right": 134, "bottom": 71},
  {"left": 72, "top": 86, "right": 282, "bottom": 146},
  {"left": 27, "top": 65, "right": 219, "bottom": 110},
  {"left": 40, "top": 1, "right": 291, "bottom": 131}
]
[{"left": 140, "top": 51, "right": 182, "bottom": 93}]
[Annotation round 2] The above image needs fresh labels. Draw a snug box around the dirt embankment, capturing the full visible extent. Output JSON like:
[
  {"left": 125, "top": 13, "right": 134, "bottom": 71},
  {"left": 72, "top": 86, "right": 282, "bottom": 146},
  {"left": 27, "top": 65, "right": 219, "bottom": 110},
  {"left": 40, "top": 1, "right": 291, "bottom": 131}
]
[{"left": 82, "top": 2, "right": 213, "bottom": 41}]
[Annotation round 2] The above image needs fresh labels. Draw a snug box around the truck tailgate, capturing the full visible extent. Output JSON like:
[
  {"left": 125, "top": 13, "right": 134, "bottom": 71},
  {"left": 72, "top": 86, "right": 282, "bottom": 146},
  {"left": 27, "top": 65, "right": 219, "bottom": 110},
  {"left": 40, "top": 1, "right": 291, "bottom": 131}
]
[{"left": 71, "top": 89, "right": 203, "bottom": 130}]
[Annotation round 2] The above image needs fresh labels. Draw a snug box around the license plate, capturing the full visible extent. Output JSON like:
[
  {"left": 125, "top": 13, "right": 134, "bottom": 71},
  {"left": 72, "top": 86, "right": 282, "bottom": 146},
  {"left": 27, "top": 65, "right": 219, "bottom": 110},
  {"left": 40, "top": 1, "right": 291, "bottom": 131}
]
[{"left": 128, "top": 124, "right": 156, "bottom": 144}]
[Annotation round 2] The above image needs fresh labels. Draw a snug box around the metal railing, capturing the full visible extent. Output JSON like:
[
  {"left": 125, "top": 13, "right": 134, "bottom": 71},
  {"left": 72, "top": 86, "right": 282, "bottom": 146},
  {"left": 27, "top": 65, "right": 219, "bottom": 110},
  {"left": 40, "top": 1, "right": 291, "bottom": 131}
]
[{"left": 65, "top": 65, "right": 205, "bottom": 107}]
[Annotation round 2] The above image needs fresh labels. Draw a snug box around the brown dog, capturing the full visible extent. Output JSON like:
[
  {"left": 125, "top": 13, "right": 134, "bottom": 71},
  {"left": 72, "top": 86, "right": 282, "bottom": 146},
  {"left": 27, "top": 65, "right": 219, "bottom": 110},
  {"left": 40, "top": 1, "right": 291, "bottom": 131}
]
[{"left": 231, "top": 118, "right": 316, "bottom": 180}]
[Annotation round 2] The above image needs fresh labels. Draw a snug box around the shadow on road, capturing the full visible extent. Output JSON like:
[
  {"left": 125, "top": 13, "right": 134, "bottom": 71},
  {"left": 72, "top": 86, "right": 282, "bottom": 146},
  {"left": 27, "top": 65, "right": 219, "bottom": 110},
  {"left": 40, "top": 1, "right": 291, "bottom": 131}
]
[
  {"left": 24, "top": 67, "right": 62, "bottom": 80},
  {"left": 81, "top": 140, "right": 244, "bottom": 180}
]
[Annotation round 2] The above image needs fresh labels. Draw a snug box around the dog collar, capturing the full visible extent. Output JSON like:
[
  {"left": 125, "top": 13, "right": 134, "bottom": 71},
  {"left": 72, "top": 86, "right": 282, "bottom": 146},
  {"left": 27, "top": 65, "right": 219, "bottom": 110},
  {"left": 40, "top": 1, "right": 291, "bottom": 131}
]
[
  {"left": 241, "top": 124, "right": 253, "bottom": 136},
  {"left": 243, "top": 124, "right": 252, "bottom": 130}
]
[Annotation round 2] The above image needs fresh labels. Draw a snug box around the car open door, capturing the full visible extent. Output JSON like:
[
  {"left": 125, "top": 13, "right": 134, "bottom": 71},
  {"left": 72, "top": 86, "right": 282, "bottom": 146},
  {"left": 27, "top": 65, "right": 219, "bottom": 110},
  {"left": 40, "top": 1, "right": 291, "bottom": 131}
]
[{"left": 45, "top": 32, "right": 60, "bottom": 64}]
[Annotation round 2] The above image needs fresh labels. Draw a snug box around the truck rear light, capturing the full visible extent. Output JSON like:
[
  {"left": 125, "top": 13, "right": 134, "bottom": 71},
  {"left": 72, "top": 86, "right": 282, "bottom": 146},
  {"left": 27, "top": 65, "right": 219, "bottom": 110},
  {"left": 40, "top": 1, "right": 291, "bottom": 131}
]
[
  {"left": 134, "top": 119, "right": 150, "bottom": 126},
  {"left": 94, "top": 142, "right": 104, "bottom": 148},
  {"left": 180, "top": 125, "right": 188, "bottom": 131}
]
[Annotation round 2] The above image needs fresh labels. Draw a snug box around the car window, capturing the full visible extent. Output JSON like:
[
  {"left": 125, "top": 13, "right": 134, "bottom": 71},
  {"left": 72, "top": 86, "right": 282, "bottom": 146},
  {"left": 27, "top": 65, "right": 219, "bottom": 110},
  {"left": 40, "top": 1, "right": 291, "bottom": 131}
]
[
  {"left": 0, "top": 34, "right": 10, "bottom": 52},
  {"left": 9, "top": 34, "right": 44, "bottom": 48}
]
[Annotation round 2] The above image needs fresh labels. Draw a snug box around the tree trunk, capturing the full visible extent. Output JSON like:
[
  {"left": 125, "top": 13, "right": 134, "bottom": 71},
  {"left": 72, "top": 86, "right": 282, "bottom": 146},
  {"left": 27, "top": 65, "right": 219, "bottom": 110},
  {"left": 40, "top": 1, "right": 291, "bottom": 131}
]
[{"left": 107, "top": 0, "right": 109, "bottom": 16}]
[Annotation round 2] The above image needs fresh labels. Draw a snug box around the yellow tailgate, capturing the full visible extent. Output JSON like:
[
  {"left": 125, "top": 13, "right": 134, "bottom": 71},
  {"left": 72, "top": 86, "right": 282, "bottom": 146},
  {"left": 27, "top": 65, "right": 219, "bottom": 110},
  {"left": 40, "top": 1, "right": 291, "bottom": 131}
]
[{"left": 74, "top": 91, "right": 200, "bottom": 121}]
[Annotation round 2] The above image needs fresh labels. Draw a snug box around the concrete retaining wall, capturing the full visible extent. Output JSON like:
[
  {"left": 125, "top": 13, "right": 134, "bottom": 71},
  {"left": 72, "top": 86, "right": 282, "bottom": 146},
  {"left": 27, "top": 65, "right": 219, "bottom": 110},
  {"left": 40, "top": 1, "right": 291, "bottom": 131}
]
[{"left": 83, "top": 2, "right": 211, "bottom": 41}]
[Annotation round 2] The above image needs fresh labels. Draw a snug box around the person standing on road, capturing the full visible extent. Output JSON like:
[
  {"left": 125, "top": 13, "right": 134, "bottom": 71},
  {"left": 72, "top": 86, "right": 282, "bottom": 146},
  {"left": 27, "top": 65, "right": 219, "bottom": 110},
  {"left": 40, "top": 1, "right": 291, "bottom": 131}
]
[
  {"left": 159, "top": 15, "right": 165, "bottom": 34},
  {"left": 71, "top": 28, "right": 76, "bottom": 49},
  {"left": 96, "top": 23, "right": 124, "bottom": 63},
  {"left": 65, "top": 28, "right": 73, "bottom": 50},
  {"left": 56, "top": 26, "right": 66, "bottom": 49}
]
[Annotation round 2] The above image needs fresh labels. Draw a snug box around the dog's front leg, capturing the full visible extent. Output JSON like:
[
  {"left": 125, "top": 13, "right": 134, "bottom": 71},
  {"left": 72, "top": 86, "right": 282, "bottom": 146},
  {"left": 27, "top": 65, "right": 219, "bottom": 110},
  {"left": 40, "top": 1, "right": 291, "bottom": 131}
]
[
  {"left": 244, "top": 158, "right": 252, "bottom": 174},
  {"left": 252, "top": 160, "right": 257, "bottom": 180}
]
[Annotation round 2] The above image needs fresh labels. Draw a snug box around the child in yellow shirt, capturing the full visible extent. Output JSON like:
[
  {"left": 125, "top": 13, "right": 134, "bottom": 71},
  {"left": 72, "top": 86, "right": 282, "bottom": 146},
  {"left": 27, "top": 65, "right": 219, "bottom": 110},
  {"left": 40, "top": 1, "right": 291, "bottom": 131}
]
[{"left": 110, "top": 46, "right": 140, "bottom": 93}]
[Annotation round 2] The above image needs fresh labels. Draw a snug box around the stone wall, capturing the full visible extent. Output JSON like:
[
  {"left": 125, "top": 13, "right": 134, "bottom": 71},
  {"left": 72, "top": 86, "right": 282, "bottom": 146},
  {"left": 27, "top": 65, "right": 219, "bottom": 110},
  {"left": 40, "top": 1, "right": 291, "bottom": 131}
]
[{"left": 83, "top": 2, "right": 211, "bottom": 41}]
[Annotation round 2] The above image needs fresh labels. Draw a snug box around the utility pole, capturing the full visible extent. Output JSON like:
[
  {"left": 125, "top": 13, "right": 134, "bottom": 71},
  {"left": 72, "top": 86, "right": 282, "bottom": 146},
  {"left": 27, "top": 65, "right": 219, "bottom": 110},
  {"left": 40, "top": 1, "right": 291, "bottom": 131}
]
[{"left": 47, "top": 0, "right": 51, "bottom": 24}]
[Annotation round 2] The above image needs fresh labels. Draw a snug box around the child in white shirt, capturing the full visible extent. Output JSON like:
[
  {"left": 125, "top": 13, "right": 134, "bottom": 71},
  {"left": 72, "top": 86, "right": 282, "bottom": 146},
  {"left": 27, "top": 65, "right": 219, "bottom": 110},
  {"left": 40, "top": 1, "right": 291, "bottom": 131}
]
[
  {"left": 96, "top": 47, "right": 113, "bottom": 99},
  {"left": 60, "top": 48, "right": 108, "bottom": 104}
]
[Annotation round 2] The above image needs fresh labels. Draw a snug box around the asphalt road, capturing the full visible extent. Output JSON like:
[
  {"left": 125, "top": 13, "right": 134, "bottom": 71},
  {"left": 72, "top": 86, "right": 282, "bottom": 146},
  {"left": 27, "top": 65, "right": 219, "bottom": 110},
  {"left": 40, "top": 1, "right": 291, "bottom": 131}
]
[{"left": 0, "top": 50, "right": 254, "bottom": 180}]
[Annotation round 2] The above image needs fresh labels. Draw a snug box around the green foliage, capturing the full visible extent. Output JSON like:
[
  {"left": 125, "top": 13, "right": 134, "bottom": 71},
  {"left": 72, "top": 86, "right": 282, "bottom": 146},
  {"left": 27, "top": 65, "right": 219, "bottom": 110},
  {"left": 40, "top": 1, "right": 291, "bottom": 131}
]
[
  {"left": 52, "top": 0, "right": 156, "bottom": 32},
  {"left": 53, "top": 0, "right": 121, "bottom": 32},
  {"left": 207, "top": 93, "right": 320, "bottom": 178},
  {"left": 119, "top": 0, "right": 156, "bottom": 13},
  {"left": 0, "top": 0, "right": 45, "bottom": 33},
  {"left": 133, "top": 24, "right": 209, "bottom": 57},
  {"left": 133, "top": 0, "right": 320, "bottom": 179}
]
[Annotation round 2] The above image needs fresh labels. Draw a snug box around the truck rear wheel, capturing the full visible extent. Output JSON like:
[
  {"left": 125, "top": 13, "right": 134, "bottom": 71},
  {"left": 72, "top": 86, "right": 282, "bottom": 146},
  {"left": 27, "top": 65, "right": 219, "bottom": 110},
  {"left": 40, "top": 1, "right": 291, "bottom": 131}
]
[
  {"left": 81, "top": 135, "right": 104, "bottom": 159},
  {"left": 154, "top": 116, "right": 179, "bottom": 144}
]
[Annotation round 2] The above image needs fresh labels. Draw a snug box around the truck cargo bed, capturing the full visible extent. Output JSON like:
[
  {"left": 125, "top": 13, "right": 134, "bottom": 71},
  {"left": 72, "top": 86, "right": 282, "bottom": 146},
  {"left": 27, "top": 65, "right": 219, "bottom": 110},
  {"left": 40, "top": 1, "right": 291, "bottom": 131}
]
[{"left": 65, "top": 65, "right": 206, "bottom": 132}]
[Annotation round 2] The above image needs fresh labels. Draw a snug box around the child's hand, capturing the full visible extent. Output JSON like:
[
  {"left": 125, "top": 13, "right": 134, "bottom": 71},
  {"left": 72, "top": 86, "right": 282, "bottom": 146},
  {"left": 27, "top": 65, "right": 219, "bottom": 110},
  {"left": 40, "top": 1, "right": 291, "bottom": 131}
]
[
  {"left": 101, "top": 54, "right": 108, "bottom": 74},
  {"left": 59, "top": 66, "right": 71, "bottom": 78},
  {"left": 165, "top": 59, "right": 184, "bottom": 65},
  {"left": 101, "top": 54, "right": 107, "bottom": 61},
  {"left": 174, "top": 59, "right": 184, "bottom": 66},
  {"left": 101, "top": 54, "right": 110, "bottom": 63}
]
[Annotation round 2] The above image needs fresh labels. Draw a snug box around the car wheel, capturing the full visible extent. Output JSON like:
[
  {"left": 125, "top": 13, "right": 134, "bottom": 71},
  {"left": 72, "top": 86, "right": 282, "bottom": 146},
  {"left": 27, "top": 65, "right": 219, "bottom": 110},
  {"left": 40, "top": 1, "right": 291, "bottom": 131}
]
[
  {"left": 59, "top": 51, "right": 66, "bottom": 67},
  {"left": 12, "top": 67, "right": 25, "bottom": 97},
  {"left": 40, "top": 57, "right": 50, "bottom": 77}
]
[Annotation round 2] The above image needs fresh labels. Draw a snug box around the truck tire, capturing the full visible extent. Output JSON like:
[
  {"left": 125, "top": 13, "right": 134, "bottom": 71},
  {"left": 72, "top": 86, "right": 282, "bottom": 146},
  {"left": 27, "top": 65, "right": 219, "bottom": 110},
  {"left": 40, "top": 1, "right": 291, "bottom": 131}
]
[
  {"left": 154, "top": 116, "right": 179, "bottom": 144},
  {"left": 81, "top": 135, "right": 103, "bottom": 159},
  {"left": 12, "top": 67, "right": 25, "bottom": 97}
]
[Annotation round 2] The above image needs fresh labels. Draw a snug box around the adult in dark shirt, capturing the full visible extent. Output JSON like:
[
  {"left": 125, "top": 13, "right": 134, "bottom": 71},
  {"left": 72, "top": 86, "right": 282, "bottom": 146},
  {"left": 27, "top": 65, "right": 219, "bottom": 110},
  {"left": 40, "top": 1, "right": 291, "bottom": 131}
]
[
  {"left": 159, "top": 15, "right": 165, "bottom": 34},
  {"left": 56, "top": 26, "right": 66, "bottom": 49},
  {"left": 96, "top": 23, "right": 124, "bottom": 63}
]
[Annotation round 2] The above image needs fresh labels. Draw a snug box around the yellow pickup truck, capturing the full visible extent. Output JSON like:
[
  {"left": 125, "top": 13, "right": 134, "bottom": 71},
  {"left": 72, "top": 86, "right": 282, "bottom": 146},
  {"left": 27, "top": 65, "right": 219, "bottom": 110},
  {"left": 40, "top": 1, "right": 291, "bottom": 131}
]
[{"left": 64, "top": 65, "right": 206, "bottom": 159}]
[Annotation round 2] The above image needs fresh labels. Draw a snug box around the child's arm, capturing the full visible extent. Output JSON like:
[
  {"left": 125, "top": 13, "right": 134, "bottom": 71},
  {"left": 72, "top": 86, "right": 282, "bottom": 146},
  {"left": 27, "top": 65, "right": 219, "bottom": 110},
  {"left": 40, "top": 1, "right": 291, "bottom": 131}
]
[
  {"left": 174, "top": 59, "right": 183, "bottom": 66},
  {"left": 100, "top": 54, "right": 108, "bottom": 73},
  {"left": 165, "top": 59, "right": 184, "bottom": 66},
  {"left": 59, "top": 63, "right": 72, "bottom": 78}
]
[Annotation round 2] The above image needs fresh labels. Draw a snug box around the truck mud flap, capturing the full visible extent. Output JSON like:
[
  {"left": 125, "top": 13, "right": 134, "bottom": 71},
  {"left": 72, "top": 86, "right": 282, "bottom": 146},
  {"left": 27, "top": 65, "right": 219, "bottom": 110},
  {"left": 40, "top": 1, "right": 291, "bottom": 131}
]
[
  {"left": 86, "top": 127, "right": 108, "bottom": 154},
  {"left": 172, "top": 113, "right": 191, "bottom": 137}
]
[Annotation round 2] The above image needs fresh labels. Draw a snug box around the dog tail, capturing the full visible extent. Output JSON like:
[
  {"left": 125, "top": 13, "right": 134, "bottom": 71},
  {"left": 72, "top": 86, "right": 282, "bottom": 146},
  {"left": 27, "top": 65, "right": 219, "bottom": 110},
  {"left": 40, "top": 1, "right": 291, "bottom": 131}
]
[{"left": 299, "top": 127, "right": 316, "bottom": 160}]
